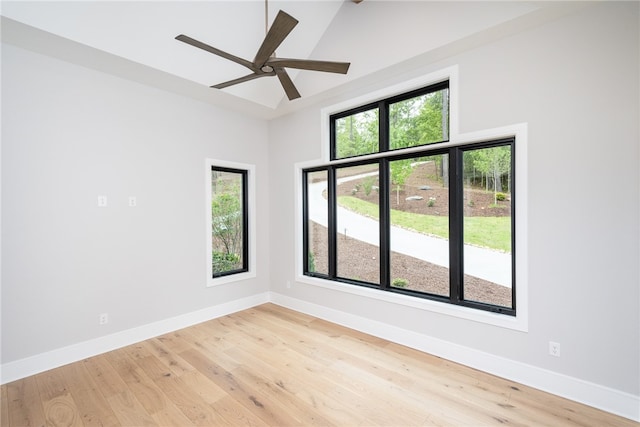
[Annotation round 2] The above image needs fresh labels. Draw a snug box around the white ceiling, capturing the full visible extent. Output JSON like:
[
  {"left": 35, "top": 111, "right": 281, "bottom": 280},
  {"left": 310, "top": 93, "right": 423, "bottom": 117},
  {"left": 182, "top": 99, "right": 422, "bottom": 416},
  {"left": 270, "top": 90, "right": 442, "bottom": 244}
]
[{"left": 2, "top": 1, "right": 558, "bottom": 117}]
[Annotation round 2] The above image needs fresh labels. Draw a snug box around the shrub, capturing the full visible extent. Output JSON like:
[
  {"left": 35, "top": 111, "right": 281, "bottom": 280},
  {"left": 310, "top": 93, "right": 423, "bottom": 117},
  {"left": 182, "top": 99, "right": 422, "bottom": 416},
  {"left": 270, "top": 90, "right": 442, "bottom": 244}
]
[
  {"left": 362, "top": 176, "right": 376, "bottom": 196},
  {"left": 427, "top": 197, "right": 436, "bottom": 207},
  {"left": 495, "top": 192, "right": 507, "bottom": 201},
  {"left": 308, "top": 251, "right": 316, "bottom": 273},
  {"left": 212, "top": 251, "right": 240, "bottom": 272},
  {"left": 392, "top": 278, "right": 408, "bottom": 288}
]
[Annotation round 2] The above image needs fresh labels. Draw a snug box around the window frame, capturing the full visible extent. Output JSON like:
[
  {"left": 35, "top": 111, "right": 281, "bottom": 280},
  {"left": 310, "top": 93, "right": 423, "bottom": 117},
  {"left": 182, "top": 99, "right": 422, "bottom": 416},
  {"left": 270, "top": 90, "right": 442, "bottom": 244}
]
[
  {"left": 330, "top": 80, "right": 450, "bottom": 160},
  {"left": 206, "top": 159, "right": 256, "bottom": 287},
  {"left": 298, "top": 66, "right": 529, "bottom": 331},
  {"left": 303, "top": 138, "right": 516, "bottom": 315}
]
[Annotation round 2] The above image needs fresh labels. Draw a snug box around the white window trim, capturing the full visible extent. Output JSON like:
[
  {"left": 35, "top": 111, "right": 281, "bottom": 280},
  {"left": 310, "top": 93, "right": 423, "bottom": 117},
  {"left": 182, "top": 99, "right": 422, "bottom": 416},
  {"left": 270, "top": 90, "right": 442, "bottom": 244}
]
[
  {"left": 296, "top": 65, "right": 529, "bottom": 332},
  {"left": 206, "top": 158, "right": 257, "bottom": 287}
]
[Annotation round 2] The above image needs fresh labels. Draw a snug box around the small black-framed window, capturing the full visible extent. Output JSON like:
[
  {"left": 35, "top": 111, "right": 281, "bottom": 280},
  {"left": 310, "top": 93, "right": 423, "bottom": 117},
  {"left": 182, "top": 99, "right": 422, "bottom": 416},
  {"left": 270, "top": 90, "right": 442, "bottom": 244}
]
[
  {"left": 210, "top": 166, "right": 249, "bottom": 278},
  {"left": 331, "top": 81, "right": 449, "bottom": 160}
]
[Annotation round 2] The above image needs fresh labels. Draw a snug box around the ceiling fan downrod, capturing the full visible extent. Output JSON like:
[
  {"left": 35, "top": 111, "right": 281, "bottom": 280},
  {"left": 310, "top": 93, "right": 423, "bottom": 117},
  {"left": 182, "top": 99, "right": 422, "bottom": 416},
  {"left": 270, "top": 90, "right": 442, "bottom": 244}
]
[{"left": 262, "top": 0, "right": 275, "bottom": 72}]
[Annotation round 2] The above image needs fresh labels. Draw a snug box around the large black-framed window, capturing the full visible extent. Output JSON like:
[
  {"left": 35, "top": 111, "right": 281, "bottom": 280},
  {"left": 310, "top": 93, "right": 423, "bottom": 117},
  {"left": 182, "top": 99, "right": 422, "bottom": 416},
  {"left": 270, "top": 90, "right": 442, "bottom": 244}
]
[
  {"left": 210, "top": 166, "right": 249, "bottom": 278},
  {"left": 304, "top": 81, "right": 515, "bottom": 315}
]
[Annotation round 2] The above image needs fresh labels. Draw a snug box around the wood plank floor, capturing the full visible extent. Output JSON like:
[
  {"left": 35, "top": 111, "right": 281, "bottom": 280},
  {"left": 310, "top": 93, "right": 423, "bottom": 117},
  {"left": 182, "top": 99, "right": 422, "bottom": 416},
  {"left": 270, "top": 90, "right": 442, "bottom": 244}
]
[{"left": 2, "top": 303, "right": 637, "bottom": 426}]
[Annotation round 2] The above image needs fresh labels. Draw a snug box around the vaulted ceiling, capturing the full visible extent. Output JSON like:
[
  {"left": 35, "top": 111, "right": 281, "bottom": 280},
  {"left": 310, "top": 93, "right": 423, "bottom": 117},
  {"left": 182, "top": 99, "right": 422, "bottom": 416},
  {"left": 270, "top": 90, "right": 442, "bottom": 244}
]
[{"left": 2, "top": 1, "right": 569, "bottom": 118}]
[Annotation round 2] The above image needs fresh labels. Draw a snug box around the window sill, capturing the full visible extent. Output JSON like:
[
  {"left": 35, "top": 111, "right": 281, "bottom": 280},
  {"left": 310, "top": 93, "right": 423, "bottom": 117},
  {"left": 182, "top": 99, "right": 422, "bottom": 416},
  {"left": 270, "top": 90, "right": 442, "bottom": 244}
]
[
  {"left": 207, "top": 271, "right": 256, "bottom": 287},
  {"left": 296, "top": 274, "right": 528, "bottom": 332}
]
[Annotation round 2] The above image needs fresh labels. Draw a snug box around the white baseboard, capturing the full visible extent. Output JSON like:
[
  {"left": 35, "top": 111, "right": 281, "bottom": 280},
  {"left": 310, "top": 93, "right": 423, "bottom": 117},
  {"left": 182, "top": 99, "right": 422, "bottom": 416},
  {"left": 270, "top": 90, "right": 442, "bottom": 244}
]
[
  {"left": 269, "top": 292, "right": 640, "bottom": 423},
  {"left": 0, "top": 292, "right": 270, "bottom": 385},
  {"left": 2, "top": 291, "right": 637, "bottom": 422}
]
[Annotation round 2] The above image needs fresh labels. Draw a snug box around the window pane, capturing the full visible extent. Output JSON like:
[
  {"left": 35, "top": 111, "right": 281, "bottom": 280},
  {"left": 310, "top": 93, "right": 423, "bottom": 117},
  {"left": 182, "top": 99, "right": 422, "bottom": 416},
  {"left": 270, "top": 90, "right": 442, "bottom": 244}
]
[
  {"left": 211, "top": 169, "right": 245, "bottom": 276},
  {"left": 306, "top": 170, "right": 329, "bottom": 275},
  {"left": 389, "top": 88, "right": 449, "bottom": 150},
  {"left": 389, "top": 155, "right": 449, "bottom": 297},
  {"left": 336, "top": 164, "right": 380, "bottom": 284},
  {"left": 334, "top": 108, "right": 379, "bottom": 159},
  {"left": 462, "top": 145, "right": 513, "bottom": 308}
]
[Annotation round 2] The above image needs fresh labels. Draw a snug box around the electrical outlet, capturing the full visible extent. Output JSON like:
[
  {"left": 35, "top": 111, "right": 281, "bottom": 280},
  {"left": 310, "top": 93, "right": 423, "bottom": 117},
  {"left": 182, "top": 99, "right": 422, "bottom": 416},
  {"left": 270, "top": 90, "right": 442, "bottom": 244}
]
[
  {"left": 99, "top": 313, "right": 109, "bottom": 325},
  {"left": 286, "top": 281, "right": 291, "bottom": 289},
  {"left": 549, "top": 341, "right": 560, "bottom": 357},
  {"left": 128, "top": 196, "right": 137, "bottom": 207},
  {"left": 97, "top": 195, "right": 108, "bottom": 207}
]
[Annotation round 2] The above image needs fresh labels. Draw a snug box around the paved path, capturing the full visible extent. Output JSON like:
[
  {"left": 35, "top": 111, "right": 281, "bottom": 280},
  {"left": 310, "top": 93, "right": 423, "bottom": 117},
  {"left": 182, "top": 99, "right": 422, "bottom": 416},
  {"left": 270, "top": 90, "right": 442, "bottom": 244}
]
[{"left": 308, "top": 172, "right": 511, "bottom": 288}]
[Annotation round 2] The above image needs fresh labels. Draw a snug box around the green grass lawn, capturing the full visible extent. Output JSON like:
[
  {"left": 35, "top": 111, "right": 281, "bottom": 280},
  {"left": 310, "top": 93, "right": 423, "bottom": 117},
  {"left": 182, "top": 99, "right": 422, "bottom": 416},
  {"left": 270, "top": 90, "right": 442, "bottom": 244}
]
[{"left": 338, "top": 196, "right": 511, "bottom": 252}]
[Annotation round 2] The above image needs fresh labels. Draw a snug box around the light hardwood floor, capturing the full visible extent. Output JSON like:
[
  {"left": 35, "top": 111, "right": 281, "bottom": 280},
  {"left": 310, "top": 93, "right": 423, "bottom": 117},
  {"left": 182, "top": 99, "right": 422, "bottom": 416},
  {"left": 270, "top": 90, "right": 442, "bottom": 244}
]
[{"left": 2, "top": 303, "right": 637, "bottom": 426}]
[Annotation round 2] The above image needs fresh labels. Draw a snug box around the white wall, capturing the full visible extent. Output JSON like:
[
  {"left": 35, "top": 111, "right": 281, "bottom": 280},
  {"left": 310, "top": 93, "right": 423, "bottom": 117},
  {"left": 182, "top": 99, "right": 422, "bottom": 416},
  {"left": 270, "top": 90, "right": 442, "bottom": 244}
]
[
  {"left": 268, "top": 0, "right": 639, "bottom": 411},
  {"left": 1, "top": 43, "right": 270, "bottom": 365}
]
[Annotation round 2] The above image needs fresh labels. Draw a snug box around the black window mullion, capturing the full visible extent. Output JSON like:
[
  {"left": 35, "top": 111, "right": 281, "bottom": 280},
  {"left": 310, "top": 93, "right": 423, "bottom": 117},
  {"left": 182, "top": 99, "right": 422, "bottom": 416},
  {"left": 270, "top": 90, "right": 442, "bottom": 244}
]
[
  {"left": 379, "top": 101, "right": 389, "bottom": 152},
  {"left": 510, "top": 141, "right": 516, "bottom": 312},
  {"left": 378, "top": 100, "right": 390, "bottom": 288},
  {"left": 448, "top": 148, "right": 463, "bottom": 304},
  {"left": 302, "top": 171, "right": 311, "bottom": 273},
  {"left": 329, "top": 117, "right": 337, "bottom": 160},
  {"left": 379, "top": 159, "right": 390, "bottom": 289},
  {"left": 327, "top": 167, "right": 337, "bottom": 279},
  {"left": 241, "top": 169, "right": 249, "bottom": 271}
]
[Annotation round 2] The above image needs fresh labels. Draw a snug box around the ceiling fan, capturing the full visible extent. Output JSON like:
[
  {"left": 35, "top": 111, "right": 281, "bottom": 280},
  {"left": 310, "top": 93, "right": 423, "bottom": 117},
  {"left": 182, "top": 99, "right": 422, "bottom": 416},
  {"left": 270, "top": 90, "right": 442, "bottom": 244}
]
[{"left": 175, "top": 5, "right": 350, "bottom": 101}]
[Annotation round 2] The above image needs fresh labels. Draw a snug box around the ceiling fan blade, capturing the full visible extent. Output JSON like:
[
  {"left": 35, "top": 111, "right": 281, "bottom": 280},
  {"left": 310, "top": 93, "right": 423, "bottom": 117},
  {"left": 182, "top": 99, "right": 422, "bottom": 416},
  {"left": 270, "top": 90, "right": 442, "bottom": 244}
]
[
  {"left": 265, "top": 58, "right": 350, "bottom": 74},
  {"left": 253, "top": 10, "right": 298, "bottom": 66},
  {"left": 274, "top": 68, "right": 301, "bottom": 100},
  {"left": 176, "top": 34, "right": 257, "bottom": 71},
  {"left": 212, "top": 72, "right": 273, "bottom": 89}
]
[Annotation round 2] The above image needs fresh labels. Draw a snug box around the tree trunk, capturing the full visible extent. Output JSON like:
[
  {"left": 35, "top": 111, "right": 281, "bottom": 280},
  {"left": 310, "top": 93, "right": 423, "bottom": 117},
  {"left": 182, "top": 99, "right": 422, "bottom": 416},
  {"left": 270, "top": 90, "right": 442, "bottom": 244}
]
[
  {"left": 441, "top": 91, "right": 449, "bottom": 140},
  {"left": 349, "top": 116, "right": 354, "bottom": 140},
  {"left": 442, "top": 156, "right": 448, "bottom": 187}
]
